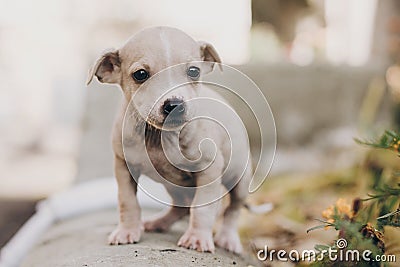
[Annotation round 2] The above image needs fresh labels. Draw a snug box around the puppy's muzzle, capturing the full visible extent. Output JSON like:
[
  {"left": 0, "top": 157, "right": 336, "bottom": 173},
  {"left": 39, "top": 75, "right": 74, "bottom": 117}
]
[
  {"left": 162, "top": 98, "right": 185, "bottom": 117},
  {"left": 160, "top": 97, "right": 187, "bottom": 129}
]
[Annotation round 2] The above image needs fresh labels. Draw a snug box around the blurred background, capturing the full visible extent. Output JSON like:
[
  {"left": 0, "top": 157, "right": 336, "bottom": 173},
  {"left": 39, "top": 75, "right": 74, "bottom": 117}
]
[{"left": 1, "top": 0, "right": 400, "bottom": 260}]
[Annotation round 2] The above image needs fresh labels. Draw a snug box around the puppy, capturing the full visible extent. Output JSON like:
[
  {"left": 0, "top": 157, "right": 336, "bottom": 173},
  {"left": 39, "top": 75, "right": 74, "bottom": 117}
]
[{"left": 87, "top": 26, "right": 252, "bottom": 254}]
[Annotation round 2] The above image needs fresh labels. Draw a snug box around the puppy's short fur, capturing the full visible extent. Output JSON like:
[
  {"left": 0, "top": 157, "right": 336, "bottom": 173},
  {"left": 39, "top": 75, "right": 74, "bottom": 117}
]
[{"left": 87, "top": 27, "right": 251, "bottom": 254}]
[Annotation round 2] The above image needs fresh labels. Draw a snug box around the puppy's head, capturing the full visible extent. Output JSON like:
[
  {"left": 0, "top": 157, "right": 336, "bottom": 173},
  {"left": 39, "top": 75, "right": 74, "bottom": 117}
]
[{"left": 87, "top": 27, "right": 221, "bottom": 130}]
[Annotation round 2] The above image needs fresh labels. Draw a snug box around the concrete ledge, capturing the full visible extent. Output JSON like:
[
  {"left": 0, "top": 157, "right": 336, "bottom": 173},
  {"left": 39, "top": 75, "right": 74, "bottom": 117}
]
[{"left": 20, "top": 209, "right": 256, "bottom": 267}]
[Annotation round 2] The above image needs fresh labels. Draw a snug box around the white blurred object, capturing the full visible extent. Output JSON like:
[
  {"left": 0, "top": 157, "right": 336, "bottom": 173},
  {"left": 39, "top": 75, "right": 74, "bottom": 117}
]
[
  {"left": 133, "top": 0, "right": 251, "bottom": 64},
  {"left": 245, "top": 202, "right": 274, "bottom": 214},
  {"left": 325, "top": 0, "right": 378, "bottom": 66},
  {"left": 0, "top": 0, "right": 252, "bottom": 200}
]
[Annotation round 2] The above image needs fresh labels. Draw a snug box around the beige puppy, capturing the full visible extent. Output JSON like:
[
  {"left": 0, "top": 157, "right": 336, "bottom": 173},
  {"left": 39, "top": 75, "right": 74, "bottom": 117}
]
[{"left": 87, "top": 26, "right": 251, "bottom": 254}]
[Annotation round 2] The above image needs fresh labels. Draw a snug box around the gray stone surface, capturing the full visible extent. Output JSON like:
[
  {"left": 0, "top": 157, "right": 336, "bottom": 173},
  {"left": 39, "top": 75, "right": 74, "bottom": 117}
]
[
  {"left": 239, "top": 63, "right": 389, "bottom": 145},
  {"left": 20, "top": 209, "right": 257, "bottom": 267},
  {"left": 76, "top": 84, "right": 121, "bottom": 182}
]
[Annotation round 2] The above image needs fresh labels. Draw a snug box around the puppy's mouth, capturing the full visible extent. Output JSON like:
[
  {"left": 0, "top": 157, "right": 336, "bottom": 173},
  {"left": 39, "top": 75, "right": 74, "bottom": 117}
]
[
  {"left": 145, "top": 98, "right": 187, "bottom": 131},
  {"left": 145, "top": 115, "right": 187, "bottom": 131}
]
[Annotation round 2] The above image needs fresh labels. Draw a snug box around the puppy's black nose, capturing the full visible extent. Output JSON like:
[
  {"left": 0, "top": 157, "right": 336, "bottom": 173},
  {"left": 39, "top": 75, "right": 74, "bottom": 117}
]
[{"left": 163, "top": 98, "right": 185, "bottom": 116}]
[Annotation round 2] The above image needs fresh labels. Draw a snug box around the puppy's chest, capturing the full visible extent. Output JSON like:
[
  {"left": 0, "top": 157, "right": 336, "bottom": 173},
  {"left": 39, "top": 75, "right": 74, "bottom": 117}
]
[
  {"left": 123, "top": 133, "right": 196, "bottom": 186},
  {"left": 142, "top": 145, "right": 195, "bottom": 186}
]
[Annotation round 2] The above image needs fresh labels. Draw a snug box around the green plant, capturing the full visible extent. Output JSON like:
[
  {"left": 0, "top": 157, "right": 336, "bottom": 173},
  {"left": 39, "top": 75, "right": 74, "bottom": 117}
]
[{"left": 307, "top": 131, "right": 400, "bottom": 267}]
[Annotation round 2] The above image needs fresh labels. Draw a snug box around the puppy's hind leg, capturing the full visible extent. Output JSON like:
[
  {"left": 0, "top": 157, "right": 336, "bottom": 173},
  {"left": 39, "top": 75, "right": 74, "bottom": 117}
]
[
  {"left": 144, "top": 187, "right": 192, "bottom": 232},
  {"left": 144, "top": 206, "right": 189, "bottom": 232}
]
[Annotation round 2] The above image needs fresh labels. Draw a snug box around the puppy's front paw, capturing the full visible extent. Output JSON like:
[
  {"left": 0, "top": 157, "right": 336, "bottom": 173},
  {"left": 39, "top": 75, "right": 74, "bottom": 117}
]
[
  {"left": 214, "top": 230, "right": 243, "bottom": 254},
  {"left": 177, "top": 228, "right": 215, "bottom": 253},
  {"left": 108, "top": 225, "right": 142, "bottom": 245}
]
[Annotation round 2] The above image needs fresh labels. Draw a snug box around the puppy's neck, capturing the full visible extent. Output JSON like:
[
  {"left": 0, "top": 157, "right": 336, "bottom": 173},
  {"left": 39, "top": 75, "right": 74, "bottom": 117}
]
[
  {"left": 129, "top": 112, "right": 178, "bottom": 148},
  {"left": 124, "top": 102, "right": 187, "bottom": 149}
]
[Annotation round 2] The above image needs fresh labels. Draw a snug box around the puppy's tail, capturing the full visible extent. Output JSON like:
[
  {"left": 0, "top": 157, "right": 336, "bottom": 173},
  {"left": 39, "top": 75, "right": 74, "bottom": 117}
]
[{"left": 243, "top": 202, "right": 274, "bottom": 214}]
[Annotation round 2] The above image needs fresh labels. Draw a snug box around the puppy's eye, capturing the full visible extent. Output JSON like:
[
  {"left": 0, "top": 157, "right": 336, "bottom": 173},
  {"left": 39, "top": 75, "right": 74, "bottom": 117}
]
[
  {"left": 132, "top": 69, "right": 149, "bottom": 83},
  {"left": 187, "top": 66, "right": 200, "bottom": 80}
]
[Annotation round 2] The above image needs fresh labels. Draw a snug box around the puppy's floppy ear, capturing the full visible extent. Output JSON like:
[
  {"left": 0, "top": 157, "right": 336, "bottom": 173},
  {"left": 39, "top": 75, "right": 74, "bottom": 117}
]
[
  {"left": 198, "top": 41, "right": 222, "bottom": 71},
  {"left": 198, "top": 41, "right": 221, "bottom": 64},
  {"left": 86, "top": 49, "right": 121, "bottom": 85}
]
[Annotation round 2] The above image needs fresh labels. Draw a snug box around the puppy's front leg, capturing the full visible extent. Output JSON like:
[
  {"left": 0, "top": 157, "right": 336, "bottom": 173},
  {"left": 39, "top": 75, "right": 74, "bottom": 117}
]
[
  {"left": 177, "top": 160, "right": 223, "bottom": 253},
  {"left": 108, "top": 155, "right": 142, "bottom": 245}
]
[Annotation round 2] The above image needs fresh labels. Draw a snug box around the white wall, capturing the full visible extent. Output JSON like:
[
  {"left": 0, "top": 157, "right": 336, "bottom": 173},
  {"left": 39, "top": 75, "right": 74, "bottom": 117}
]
[{"left": 0, "top": 0, "right": 251, "bottom": 198}]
